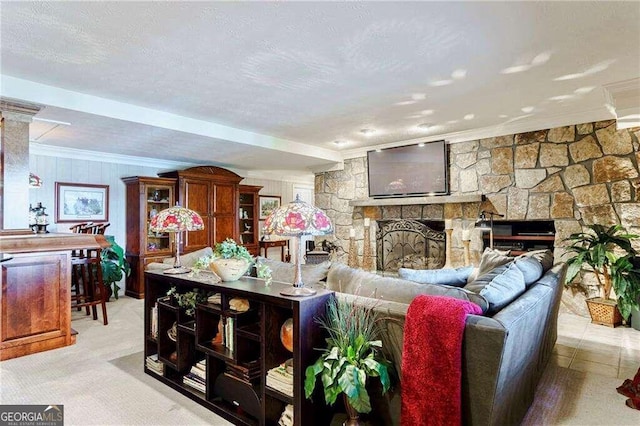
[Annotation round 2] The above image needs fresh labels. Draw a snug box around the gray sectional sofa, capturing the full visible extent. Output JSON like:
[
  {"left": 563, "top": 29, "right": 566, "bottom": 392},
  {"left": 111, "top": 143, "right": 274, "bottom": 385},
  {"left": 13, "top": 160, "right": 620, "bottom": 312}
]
[{"left": 257, "top": 253, "right": 566, "bottom": 425}]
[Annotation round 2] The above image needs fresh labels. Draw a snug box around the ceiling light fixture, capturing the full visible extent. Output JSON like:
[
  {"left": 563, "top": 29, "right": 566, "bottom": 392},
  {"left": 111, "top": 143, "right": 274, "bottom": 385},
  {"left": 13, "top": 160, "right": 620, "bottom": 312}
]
[
  {"left": 417, "top": 124, "right": 430, "bottom": 131},
  {"left": 333, "top": 140, "right": 346, "bottom": 146},
  {"left": 451, "top": 69, "right": 467, "bottom": 80},
  {"left": 420, "top": 109, "right": 434, "bottom": 116},
  {"left": 430, "top": 79, "right": 453, "bottom": 87},
  {"left": 360, "top": 129, "right": 376, "bottom": 136},
  {"left": 464, "top": 114, "right": 475, "bottom": 120},
  {"left": 395, "top": 100, "right": 417, "bottom": 106},
  {"left": 411, "top": 93, "right": 427, "bottom": 100},
  {"left": 521, "top": 106, "right": 534, "bottom": 113}
]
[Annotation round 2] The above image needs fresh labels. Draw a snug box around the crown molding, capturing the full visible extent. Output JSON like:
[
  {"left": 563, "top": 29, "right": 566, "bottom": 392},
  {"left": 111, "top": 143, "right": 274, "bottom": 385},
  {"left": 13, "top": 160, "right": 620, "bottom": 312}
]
[
  {"left": 603, "top": 78, "right": 640, "bottom": 129},
  {"left": 243, "top": 169, "right": 315, "bottom": 184},
  {"left": 339, "top": 106, "right": 613, "bottom": 160},
  {"left": 29, "top": 142, "right": 197, "bottom": 169}
]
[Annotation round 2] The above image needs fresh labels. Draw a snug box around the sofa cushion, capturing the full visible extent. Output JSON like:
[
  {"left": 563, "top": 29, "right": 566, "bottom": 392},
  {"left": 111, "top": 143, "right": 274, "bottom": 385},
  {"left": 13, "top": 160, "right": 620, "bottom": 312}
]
[
  {"left": 467, "top": 247, "right": 512, "bottom": 283},
  {"left": 520, "top": 249, "right": 554, "bottom": 273},
  {"left": 326, "top": 262, "right": 488, "bottom": 312},
  {"left": 512, "top": 256, "right": 544, "bottom": 287},
  {"left": 464, "top": 261, "right": 526, "bottom": 314},
  {"left": 162, "top": 247, "right": 213, "bottom": 267},
  {"left": 398, "top": 265, "right": 474, "bottom": 287},
  {"left": 256, "top": 257, "right": 330, "bottom": 286}
]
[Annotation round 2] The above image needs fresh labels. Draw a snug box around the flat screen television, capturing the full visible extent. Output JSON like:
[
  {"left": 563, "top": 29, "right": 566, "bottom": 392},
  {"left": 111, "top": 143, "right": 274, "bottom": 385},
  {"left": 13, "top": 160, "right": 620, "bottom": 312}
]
[{"left": 367, "top": 140, "right": 448, "bottom": 198}]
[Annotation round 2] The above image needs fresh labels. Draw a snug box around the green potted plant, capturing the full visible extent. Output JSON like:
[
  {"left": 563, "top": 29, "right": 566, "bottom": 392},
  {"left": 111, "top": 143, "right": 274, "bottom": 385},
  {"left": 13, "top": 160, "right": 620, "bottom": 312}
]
[
  {"left": 564, "top": 224, "right": 640, "bottom": 326},
  {"left": 166, "top": 286, "right": 212, "bottom": 317},
  {"left": 304, "top": 296, "right": 390, "bottom": 424},
  {"left": 207, "top": 238, "right": 254, "bottom": 281},
  {"left": 101, "top": 235, "right": 130, "bottom": 300}
]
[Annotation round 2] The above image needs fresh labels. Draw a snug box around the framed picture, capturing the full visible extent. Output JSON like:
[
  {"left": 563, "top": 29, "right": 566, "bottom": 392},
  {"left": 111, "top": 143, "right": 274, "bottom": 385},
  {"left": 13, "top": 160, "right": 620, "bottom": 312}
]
[
  {"left": 55, "top": 182, "right": 109, "bottom": 223},
  {"left": 259, "top": 195, "right": 281, "bottom": 220}
]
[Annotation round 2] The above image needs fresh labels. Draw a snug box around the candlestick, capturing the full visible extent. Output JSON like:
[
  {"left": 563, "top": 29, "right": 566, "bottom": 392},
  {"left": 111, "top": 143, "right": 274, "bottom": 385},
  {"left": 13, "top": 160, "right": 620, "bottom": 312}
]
[
  {"left": 347, "top": 237, "right": 359, "bottom": 268},
  {"left": 444, "top": 228, "right": 453, "bottom": 268},
  {"left": 362, "top": 225, "right": 374, "bottom": 271},
  {"left": 463, "top": 240, "right": 471, "bottom": 266}
]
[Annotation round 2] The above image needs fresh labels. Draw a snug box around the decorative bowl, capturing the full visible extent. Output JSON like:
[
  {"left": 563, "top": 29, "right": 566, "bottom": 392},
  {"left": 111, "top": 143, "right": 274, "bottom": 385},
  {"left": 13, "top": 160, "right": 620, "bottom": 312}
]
[{"left": 210, "top": 258, "right": 250, "bottom": 282}]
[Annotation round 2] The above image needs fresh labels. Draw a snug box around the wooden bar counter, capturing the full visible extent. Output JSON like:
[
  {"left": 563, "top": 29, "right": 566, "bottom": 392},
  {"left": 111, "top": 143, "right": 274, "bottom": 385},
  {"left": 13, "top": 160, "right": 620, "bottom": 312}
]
[{"left": 0, "top": 231, "right": 108, "bottom": 361}]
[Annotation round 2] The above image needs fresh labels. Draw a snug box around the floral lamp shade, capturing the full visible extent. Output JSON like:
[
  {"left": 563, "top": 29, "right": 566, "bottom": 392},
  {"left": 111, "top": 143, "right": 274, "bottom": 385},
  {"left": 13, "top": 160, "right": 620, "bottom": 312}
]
[
  {"left": 149, "top": 205, "right": 204, "bottom": 233},
  {"left": 264, "top": 195, "right": 333, "bottom": 297},
  {"left": 264, "top": 195, "right": 333, "bottom": 237},
  {"left": 149, "top": 204, "right": 204, "bottom": 274}
]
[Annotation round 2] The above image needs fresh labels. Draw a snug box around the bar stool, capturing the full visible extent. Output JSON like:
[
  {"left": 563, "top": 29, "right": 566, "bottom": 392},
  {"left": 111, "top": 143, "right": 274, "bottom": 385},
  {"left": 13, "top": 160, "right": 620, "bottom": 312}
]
[{"left": 70, "top": 249, "right": 108, "bottom": 325}]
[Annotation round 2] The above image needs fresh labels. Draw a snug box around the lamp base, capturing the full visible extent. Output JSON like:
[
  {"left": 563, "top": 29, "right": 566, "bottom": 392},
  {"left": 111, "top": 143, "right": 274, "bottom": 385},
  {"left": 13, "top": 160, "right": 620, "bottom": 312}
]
[
  {"left": 280, "top": 286, "right": 317, "bottom": 297},
  {"left": 164, "top": 266, "right": 191, "bottom": 275}
]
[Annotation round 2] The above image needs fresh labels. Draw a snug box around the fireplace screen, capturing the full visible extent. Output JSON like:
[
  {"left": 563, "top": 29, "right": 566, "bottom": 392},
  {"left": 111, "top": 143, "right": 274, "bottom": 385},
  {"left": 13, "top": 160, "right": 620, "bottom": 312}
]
[{"left": 376, "top": 219, "right": 445, "bottom": 272}]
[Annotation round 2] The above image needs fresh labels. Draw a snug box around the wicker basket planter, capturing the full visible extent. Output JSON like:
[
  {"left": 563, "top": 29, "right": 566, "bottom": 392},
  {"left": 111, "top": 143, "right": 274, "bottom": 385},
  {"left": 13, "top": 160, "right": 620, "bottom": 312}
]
[{"left": 586, "top": 297, "right": 623, "bottom": 327}]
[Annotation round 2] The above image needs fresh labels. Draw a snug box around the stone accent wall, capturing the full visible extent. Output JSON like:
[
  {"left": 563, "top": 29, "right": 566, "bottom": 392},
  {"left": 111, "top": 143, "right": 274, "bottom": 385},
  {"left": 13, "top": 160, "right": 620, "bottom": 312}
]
[{"left": 315, "top": 120, "right": 640, "bottom": 316}]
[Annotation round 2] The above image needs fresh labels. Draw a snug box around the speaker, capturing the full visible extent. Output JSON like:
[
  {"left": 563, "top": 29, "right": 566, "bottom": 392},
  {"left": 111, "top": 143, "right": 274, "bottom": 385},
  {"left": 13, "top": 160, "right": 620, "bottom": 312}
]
[{"left": 213, "top": 373, "right": 261, "bottom": 419}]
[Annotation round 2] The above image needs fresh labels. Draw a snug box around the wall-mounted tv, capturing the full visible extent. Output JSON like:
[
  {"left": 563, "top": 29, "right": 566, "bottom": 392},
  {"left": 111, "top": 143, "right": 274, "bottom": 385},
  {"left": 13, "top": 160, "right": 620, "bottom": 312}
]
[{"left": 367, "top": 140, "right": 448, "bottom": 198}]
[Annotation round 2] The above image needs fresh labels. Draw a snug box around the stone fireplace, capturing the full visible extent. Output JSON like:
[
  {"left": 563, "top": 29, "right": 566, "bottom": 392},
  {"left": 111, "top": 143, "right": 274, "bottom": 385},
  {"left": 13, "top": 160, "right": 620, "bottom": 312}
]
[{"left": 376, "top": 219, "right": 445, "bottom": 272}]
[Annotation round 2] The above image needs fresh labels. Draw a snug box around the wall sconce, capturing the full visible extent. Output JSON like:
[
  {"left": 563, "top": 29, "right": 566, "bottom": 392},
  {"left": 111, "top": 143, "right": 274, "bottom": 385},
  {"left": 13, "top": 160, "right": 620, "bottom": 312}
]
[{"left": 475, "top": 210, "right": 505, "bottom": 249}]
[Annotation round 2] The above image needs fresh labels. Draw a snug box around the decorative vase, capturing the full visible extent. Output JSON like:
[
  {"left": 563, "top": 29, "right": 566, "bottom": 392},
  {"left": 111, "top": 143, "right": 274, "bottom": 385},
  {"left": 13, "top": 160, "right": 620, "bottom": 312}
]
[
  {"left": 343, "top": 394, "right": 361, "bottom": 426},
  {"left": 210, "top": 258, "right": 249, "bottom": 282}
]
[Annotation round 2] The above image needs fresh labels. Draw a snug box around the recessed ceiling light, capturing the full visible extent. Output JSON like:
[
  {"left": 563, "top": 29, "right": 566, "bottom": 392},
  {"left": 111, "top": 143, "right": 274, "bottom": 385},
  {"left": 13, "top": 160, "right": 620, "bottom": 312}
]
[
  {"left": 548, "top": 95, "right": 574, "bottom": 101},
  {"left": 500, "top": 64, "right": 531, "bottom": 74},
  {"left": 395, "top": 100, "right": 417, "bottom": 106},
  {"left": 451, "top": 69, "right": 467, "bottom": 80},
  {"left": 411, "top": 93, "right": 426, "bottom": 100},
  {"left": 574, "top": 86, "right": 595, "bottom": 94},
  {"left": 420, "top": 109, "right": 434, "bottom": 116},
  {"left": 531, "top": 51, "right": 552, "bottom": 66},
  {"left": 498, "top": 114, "right": 508, "bottom": 118},
  {"left": 405, "top": 114, "right": 423, "bottom": 119},
  {"left": 521, "top": 106, "right": 534, "bottom": 113},
  {"left": 447, "top": 119, "right": 460, "bottom": 124},
  {"left": 333, "top": 140, "right": 346, "bottom": 146},
  {"left": 360, "top": 128, "right": 376, "bottom": 136},
  {"left": 430, "top": 79, "right": 453, "bottom": 87},
  {"left": 417, "top": 123, "right": 431, "bottom": 131},
  {"left": 464, "top": 114, "right": 475, "bottom": 120},
  {"left": 418, "top": 143, "right": 425, "bottom": 147}
]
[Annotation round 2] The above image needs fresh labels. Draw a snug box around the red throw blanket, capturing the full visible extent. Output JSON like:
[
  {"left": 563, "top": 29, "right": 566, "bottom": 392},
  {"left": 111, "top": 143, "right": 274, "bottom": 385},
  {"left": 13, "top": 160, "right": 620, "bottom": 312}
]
[{"left": 401, "top": 295, "right": 482, "bottom": 426}]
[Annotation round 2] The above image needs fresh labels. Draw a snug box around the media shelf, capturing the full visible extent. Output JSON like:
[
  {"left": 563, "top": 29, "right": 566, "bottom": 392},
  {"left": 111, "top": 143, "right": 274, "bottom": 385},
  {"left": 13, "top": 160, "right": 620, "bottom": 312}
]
[
  {"left": 481, "top": 220, "right": 556, "bottom": 255},
  {"left": 144, "top": 270, "right": 333, "bottom": 426}
]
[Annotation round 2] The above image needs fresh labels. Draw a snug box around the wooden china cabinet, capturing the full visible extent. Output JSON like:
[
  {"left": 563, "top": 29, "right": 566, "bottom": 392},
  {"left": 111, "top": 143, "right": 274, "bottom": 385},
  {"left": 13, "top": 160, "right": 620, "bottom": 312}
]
[
  {"left": 238, "top": 185, "right": 262, "bottom": 256},
  {"left": 122, "top": 176, "right": 176, "bottom": 299},
  {"left": 159, "top": 166, "right": 242, "bottom": 254}
]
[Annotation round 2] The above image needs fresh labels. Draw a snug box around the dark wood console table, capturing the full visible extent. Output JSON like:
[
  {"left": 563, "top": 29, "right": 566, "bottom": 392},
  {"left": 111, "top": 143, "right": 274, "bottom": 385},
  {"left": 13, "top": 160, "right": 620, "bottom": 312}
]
[
  {"left": 144, "top": 270, "right": 332, "bottom": 425},
  {"left": 259, "top": 238, "right": 290, "bottom": 261}
]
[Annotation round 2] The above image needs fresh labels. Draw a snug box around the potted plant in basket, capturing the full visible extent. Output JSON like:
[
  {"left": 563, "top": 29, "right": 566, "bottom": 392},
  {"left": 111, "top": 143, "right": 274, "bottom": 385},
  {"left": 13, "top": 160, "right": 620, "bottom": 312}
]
[
  {"left": 304, "top": 296, "right": 390, "bottom": 425},
  {"left": 205, "top": 238, "right": 254, "bottom": 281},
  {"left": 564, "top": 224, "right": 640, "bottom": 326}
]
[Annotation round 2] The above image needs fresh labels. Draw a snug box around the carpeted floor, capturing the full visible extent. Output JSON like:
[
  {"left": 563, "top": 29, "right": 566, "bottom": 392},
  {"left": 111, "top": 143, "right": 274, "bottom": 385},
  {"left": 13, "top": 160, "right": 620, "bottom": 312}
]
[{"left": 1, "top": 296, "right": 639, "bottom": 425}]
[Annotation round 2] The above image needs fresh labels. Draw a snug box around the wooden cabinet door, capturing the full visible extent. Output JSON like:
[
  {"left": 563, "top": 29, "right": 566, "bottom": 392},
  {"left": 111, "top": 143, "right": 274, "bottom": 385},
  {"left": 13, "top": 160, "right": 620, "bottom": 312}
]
[
  {"left": 182, "top": 178, "right": 211, "bottom": 251},
  {"left": 212, "top": 184, "right": 238, "bottom": 244}
]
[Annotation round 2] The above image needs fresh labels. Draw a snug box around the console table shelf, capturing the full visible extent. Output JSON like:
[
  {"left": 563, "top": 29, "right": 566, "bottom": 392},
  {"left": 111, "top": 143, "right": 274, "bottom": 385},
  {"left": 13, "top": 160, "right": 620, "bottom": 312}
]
[{"left": 144, "top": 271, "right": 332, "bottom": 425}]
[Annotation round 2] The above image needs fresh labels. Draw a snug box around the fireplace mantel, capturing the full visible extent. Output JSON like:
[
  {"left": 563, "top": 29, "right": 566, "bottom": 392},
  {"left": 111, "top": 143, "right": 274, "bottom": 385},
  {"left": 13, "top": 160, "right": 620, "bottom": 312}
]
[{"left": 349, "top": 194, "right": 483, "bottom": 207}]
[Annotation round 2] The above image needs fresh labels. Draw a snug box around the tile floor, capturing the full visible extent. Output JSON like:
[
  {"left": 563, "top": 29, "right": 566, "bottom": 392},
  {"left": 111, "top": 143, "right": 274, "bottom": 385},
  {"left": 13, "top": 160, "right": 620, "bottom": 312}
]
[{"left": 554, "top": 312, "right": 640, "bottom": 381}]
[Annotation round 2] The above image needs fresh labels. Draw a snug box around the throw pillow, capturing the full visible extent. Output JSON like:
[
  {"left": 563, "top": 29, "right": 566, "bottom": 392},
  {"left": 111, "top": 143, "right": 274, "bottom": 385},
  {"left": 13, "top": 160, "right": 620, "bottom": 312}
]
[
  {"left": 464, "top": 261, "right": 526, "bottom": 315},
  {"left": 398, "top": 265, "right": 474, "bottom": 287},
  {"left": 466, "top": 247, "right": 512, "bottom": 283},
  {"left": 521, "top": 249, "right": 554, "bottom": 273},
  {"left": 255, "top": 257, "right": 330, "bottom": 286},
  {"left": 512, "top": 256, "right": 544, "bottom": 287}
]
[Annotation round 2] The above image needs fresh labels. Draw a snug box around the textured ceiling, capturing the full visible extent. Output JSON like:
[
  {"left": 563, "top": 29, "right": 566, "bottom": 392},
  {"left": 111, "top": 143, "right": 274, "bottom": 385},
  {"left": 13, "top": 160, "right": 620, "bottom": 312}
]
[{"left": 1, "top": 1, "right": 639, "bottom": 173}]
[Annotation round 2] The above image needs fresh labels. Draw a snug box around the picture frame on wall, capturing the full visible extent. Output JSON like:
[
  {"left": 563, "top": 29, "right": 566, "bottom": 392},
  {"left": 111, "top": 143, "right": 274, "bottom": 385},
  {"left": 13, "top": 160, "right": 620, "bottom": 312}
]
[
  {"left": 259, "top": 195, "right": 281, "bottom": 220},
  {"left": 55, "top": 182, "right": 109, "bottom": 223}
]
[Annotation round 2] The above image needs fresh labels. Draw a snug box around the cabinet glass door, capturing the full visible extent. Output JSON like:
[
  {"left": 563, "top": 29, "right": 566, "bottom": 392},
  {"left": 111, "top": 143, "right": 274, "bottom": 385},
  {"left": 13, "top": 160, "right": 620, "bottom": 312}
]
[{"left": 146, "top": 186, "right": 173, "bottom": 254}]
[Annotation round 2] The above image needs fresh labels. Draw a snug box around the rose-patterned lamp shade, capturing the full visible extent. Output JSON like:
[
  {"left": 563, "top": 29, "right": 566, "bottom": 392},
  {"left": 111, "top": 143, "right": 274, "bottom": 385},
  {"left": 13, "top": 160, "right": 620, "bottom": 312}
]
[
  {"left": 264, "top": 195, "right": 333, "bottom": 237},
  {"left": 264, "top": 195, "right": 333, "bottom": 297},
  {"left": 149, "top": 205, "right": 204, "bottom": 233},
  {"left": 148, "top": 204, "right": 204, "bottom": 274}
]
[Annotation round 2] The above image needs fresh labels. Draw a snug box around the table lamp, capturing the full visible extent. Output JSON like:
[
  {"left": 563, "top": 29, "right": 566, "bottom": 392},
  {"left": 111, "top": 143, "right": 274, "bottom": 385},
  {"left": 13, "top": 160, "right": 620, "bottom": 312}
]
[
  {"left": 264, "top": 195, "right": 333, "bottom": 296},
  {"left": 475, "top": 210, "right": 504, "bottom": 249},
  {"left": 149, "top": 204, "right": 204, "bottom": 274}
]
